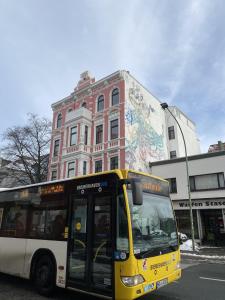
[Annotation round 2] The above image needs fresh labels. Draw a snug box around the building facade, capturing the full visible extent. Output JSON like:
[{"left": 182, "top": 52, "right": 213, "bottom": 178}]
[
  {"left": 208, "top": 140, "right": 225, "bottom": 152},
  {"left": 48, "top": 70, "right": 200, "bottom": 180},
  {"left": 151, "top": 151, "right": 225, "bottom": 245}
]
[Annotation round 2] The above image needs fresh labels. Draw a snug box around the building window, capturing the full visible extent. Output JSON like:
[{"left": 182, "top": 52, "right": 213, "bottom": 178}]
[
  {"left": 110, "top": 156, "right": 118, "bottom": 169},
  {"left": 57, "top": 114, "right": 62, "bottom": 128},
  {"left": 51, "top": 170, "right": 57, "bottom": 181},
  {"left": 190, "top": 173, "right": 225, "bottom": 191},
  {"left": 70, "top": 126, "right": 77, "bottom": 146},
  {"left": 112, "top": 88, "right": 119, "bottom": 106},
  {"left": 53, "top": 140, "right": 60, "bottom": 157},
  {"left": 84, "top": 125, "right": 88, "bottom": 145},
  {"left": 67, "top": 162, "right": 75, "bottom": 178},
  {"left": 96, "top": 124, "right": 103, "bottom": 144},
  {"left": 170, "top": 151, "right": 177, "bottom": 159},
  {"left": 97, "top": 95, "right": 104, "bottom": 112},
  {"left": 110, "top": 119, "right": 118, "bottom": 140},
  {"left": 95, "top": 160, "right": 102, "bottom": 173},
  {"left": 167, "top": 178, "right": 177, "bottom": 193},
  {"left": 168, "top": 126, "right": 175, "bottom": 140},
  {"left": 83, "top": 161, "right": 87, "bottom": 175},
  {"left": 82, "top": 102, "right": 87, "bottom": 108}
]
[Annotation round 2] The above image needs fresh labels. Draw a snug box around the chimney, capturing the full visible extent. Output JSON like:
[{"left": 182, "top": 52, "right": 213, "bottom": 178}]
[{"left": 74, "top": 71, "right": 95, "bottom": 91}]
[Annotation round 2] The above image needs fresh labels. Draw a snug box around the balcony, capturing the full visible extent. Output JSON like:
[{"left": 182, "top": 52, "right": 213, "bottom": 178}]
[
  {"left": 65, "top": 107, "right": 92, "bottom": 123},
  {"left": 63, "top": 144, "right": 91, "bottom": 156},
  {"left": 108, "top": 139, "right": 119, "bottom": 149},
  {"left": 93, "top": 143, "right": 103, "bottom": 153}
]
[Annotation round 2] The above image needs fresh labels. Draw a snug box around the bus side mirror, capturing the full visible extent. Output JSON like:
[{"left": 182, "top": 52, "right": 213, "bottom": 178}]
[
  {"left": 120, "top": 178, "right": 143, "bottom": 205},
  {"left": 131, "top": 179, "right": 143, "bottom": 205}
]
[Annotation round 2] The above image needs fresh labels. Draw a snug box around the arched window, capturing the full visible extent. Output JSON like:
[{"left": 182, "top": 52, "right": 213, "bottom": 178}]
[
  {"left": 57, "top": 113, "right": 62, "bottom": 128},
  {"left": 82, "top": 102, "right": 87, "bottom": 108},
  {"left": 97, "top": 95, "right": 104, "bottom": 112},
  {"left": 112, "top": 88, "right": 119, "bottom": 106}
]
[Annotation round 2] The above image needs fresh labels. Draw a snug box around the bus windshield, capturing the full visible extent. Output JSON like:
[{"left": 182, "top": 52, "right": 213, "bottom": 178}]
[{"left": 127, "top": 190, "right": 178, "bottom": 258}]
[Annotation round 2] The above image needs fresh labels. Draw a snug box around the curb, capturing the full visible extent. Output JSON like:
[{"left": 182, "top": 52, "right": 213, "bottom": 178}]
[{"left": 181, "top": 251, "right": 225, "bottom": 261}]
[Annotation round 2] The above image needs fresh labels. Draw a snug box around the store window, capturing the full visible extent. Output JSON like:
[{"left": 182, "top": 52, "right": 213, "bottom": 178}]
[
  {"left": 190, "top": 173, "right": 225, "bottom": 191},
  {"left": 175, "top": 210, "right": 199, "bottom": 239}
]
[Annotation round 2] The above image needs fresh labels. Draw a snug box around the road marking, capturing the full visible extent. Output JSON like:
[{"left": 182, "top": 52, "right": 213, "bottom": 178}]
[{"left": 200, "top": 277, "right": 225, "bottom": 282}]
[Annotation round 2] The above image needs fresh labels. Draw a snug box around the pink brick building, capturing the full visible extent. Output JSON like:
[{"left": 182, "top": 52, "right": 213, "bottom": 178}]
[
  {"left": 48, "top": 71, "right": 126, "bottom": 180},
  {"left": 48, "top": 70, "right": 200, "bottom": 180}
]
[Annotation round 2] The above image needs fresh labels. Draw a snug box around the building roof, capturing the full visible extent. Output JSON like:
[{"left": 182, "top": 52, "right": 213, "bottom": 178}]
[{"left": 151, "top": 150, "right": 225, "bottom": 166}]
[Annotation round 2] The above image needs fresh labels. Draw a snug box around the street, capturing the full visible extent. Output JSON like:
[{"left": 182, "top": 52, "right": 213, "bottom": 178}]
[{"left": 0, "top": 258, "right": 225, "bottom": 300}]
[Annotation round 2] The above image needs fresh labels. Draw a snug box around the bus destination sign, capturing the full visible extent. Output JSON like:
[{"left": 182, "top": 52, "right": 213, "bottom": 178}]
[
  {"left": 41, "top": 184, "right": 64, "bottom": 195},
  {"left": 128, "top": 172, "right": 169, "bottom": 196}
]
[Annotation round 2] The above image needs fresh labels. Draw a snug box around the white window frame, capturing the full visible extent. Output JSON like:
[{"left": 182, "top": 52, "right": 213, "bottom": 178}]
[
  {"left": 67, "top": 161, "right": 75, "bottom": 178},
  {"left": 111, "top": 87, "right": 120, "bottom": 106}
]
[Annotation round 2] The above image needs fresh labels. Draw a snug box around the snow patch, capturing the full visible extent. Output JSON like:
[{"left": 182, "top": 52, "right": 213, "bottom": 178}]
[
  {"left": 182, "top": 252, "right": 225, "bottom": 260},
  {"left": 180, "top": 239, "right": 200, "bottom": 251}
]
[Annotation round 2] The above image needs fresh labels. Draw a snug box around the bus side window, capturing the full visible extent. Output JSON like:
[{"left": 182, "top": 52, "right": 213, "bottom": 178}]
[
  {"left": 1, "top": 206, "right": 27, "bottom": 238},
  {"left": 46, "top": 210, "right": 66, "bottom": 240},
  {"left": 29, "top": 210, "right": 46, "bottom": 238}
]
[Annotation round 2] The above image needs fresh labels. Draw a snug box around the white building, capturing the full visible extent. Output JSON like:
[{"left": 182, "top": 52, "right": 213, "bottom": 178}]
[
  {"left": 165, "top": 106, "right": 201, "bottom": 159},
  {"left": 151, "top": 151, "right": 225, "bottom": 245}
]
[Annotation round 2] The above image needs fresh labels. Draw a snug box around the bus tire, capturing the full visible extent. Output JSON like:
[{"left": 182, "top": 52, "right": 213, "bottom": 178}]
[{"left": 33, "top": 254, "right": 56, "bottom": 296}]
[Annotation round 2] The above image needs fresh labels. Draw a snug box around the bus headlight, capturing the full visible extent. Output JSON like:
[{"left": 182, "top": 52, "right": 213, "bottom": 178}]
[{"left": 121, "top": 275, "right": 145, "bottom": 287}]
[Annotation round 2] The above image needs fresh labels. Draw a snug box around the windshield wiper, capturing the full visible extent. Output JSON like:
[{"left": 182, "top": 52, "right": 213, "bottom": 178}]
[
  {"left": 138, "top": 247, "right": 162, "bottom": 258},
  {"left": 138, "top": 244, "right": 178, "bottom": 258},
  {"left": 167, "top": 244, "right": 178, "bottom": 251}
]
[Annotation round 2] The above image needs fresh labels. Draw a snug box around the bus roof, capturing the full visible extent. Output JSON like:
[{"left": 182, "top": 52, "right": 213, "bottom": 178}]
[{"left": 0, "top": 169, "right": 167, "bottom": 193}]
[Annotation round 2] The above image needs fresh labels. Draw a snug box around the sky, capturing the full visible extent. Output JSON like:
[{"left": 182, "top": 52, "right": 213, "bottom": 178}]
[{"left": 0, "top": 0, "right": 225, "bottom": 152}]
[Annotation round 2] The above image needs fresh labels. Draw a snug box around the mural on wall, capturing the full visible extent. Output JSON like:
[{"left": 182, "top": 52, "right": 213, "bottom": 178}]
[{"left": 125, "top": 82, "right": 166, "bottom": 172}]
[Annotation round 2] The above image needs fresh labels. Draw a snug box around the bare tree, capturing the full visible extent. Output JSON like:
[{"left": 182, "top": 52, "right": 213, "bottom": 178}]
[{"left": 1, "top": 114, "right": 52, "bottom": 185}]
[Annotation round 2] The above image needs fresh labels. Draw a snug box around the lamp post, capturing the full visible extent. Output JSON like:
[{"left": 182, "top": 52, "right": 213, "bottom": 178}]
[{"left": 160, "top": 102, "right": 195, "bottom": 251}]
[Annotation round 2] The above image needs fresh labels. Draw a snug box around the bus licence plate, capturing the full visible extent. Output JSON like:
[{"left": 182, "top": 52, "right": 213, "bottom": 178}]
[{"left": 156, "top": 278, "right": 168, "bottom": 289}]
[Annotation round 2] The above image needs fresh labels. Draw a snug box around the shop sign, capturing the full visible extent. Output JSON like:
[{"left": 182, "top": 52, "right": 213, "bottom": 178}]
[{"left": 173, "top": 199, "right": 225, "bottom": 210}]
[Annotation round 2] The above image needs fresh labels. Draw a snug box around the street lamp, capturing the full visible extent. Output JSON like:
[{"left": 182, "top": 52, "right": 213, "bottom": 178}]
[{"left": 160, "top": 102, "right": 195, "bottom": 251}]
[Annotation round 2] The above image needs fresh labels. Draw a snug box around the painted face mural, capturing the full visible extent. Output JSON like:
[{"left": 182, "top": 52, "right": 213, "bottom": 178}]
[{"left": 125, "top": 82, "right": 166, "bottom": 172}]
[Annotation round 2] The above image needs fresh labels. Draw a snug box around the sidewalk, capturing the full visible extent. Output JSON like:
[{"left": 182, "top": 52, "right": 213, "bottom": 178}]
[{"left": 181, "top": 246, "right": 225, "bottom": 261}]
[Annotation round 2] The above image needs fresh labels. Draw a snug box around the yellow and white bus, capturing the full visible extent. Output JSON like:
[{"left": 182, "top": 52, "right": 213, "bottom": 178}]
[{"left": 0, "top": 169, "right": 181, "bottom": 300}]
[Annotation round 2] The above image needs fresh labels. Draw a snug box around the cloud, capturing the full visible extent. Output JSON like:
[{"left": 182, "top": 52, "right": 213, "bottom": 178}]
[{"left": 0, "top": 0, "right": 224, "bottom": 153}]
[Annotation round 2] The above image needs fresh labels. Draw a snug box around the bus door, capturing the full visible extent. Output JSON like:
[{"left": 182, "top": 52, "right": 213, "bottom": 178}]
[{"left": 67, "top": 193, "right": 113, "bottom": 296}]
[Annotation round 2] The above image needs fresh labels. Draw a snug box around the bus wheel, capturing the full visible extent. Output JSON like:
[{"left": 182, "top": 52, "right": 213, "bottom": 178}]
[{"left": 34, "top": 255, "right": 56, "bottom": 296}]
